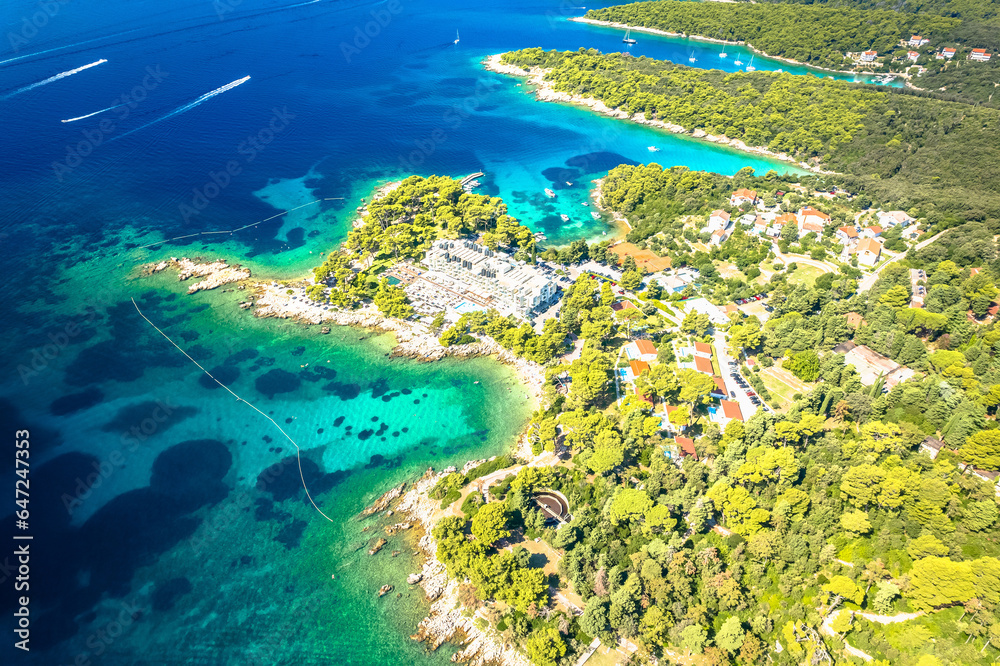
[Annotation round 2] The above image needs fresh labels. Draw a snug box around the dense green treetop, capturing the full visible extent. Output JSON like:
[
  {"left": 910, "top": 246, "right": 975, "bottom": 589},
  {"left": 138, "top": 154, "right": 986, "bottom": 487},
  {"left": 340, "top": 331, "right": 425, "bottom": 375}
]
[
  {"left": 587, "top": 1, "right": 960, "bottom": 66},
  {"left": 499, "top": 48, "right": 1000, "bottom": 216}
]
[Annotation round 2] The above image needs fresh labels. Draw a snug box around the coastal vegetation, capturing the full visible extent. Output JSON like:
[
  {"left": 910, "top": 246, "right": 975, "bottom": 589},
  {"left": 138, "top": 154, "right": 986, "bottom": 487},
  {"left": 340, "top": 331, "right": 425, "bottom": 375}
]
[
  {"left": 311, "top": 175, "right": 538, "bottom": 309},
  {"left": 585, "top": 1, "right": 960, "bottom": 67},
  {"left": 421, "top": 216, "right": 1000, "bottom": 665},
  {"left": 498, "top": 48, "right": 1000, "bottom": 216}
]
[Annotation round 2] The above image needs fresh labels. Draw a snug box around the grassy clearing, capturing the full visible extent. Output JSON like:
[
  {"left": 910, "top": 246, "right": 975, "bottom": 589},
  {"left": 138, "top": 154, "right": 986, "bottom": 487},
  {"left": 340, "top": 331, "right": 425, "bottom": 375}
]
[{"left": 786, "top": 263, "right": 826, "bottom": 288}]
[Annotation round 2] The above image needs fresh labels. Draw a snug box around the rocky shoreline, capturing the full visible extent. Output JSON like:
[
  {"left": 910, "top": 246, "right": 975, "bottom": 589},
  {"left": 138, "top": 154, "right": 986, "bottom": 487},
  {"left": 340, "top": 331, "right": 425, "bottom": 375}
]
[
  {"left": 484, "top": 53, "right": 835, "bottom": 175},
  {"left": 144, "top": 257, "right": 252, "bottom": 293},
  {"left": 392, "top": 465, "right": 532, "bottom": 666},
  {"left": 141, "top": 258, "right": 546, "bottom": 407}
]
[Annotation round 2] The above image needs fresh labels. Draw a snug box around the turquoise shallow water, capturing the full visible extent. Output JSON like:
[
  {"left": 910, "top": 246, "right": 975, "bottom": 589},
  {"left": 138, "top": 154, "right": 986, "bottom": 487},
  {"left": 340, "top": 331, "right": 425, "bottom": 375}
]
[{"left": 0, "top": 0, "right": 820, "bottom": 662}]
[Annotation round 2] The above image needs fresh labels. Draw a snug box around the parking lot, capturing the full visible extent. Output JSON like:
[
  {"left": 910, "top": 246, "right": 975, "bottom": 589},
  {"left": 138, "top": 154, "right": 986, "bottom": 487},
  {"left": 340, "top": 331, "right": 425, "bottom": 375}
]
[{"left": 713, "top": 331, "right": 763, "bottom": 418}]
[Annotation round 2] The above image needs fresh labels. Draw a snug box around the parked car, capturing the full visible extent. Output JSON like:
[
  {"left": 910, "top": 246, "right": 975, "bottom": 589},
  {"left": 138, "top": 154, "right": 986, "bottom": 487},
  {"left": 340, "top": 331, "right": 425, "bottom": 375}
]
[{"left": 729, "top": 390, "right": 736, "bottom": 398}]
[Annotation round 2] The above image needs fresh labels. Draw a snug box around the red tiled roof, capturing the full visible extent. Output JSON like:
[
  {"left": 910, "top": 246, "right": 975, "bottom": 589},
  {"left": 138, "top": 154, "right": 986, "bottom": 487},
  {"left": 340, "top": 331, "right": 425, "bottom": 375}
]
[
  {"left": 675, "top": 437, "right": 697, "bottom": 457},
  {"left": 712, "top": 376, "right": 727, "bottom": 394},
  {"left": 694, "top": 341, "right": 713, "bottom": 355},
  {"left": 635, "top": 339, "right": 657, "bottom": 356},
  {"left": 611, "top": 300, "right": 637, "bottom": 311},
  {"left": 838, "top": 226, "right": 858, "bottom": 238},
  {"left": 634, "top": 386, "right": 655, "bottom": 405},
  {"left": 775, "top": 213, "right": 796, "bottom": 225},
  {"left": 721, "top": 399, "right": 744, "bottom": 421},
  {"left": 710, "top": 210, "right": 731, "bottom": 221},
  {"left": 857, "top": 238, "right": 882, "bottom": 255},
  {"left": 867, "top": 225, "right": 883, "bottom": 234},
  {"left": 973, "top": 48, "right": 987, "bottom": 54},
  {"left": 731, "top": 188, "right": 757, "bottom": 200},
  {"left": 943, "top": 48, "right": 956, "bottom": 53},
  {"left": 801, "top": 206, "right": 830, "bottom": 221},
  {"left": 629, "top": 360, "right": 649, "bottom": 377},
  {"left": 694, "top": 356, "right": 714, "bottom": 374}
]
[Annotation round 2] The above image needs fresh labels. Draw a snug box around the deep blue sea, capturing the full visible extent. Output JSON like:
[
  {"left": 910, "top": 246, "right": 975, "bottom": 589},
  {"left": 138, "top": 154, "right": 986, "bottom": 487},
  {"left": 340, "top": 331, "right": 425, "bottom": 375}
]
[{"left": 0, "top": 0, "right": 830, "bottom": 663}]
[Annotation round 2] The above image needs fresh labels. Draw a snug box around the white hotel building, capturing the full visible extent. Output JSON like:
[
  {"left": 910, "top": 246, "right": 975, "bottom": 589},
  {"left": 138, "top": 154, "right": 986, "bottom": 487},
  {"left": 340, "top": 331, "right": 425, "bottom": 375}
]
[{"left": 424, "top": 239, "right": 557, "bottom": 318}]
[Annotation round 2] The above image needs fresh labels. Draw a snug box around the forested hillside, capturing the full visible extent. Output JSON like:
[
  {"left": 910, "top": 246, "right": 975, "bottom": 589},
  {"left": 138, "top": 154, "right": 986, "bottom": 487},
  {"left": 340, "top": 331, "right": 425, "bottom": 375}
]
[
  {"left": 585, "top": 1, "right": 960, "bottom": 67},
  {"left": 431, "top": 219, "right": 1000, "bottom": 666},
  {"left": 499, "top": 48, "right": 1000, "bottom": 217}
]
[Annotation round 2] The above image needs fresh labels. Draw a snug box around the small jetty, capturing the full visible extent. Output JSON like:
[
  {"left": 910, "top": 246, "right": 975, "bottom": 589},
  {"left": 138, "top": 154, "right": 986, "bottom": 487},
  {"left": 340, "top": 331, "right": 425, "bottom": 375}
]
[{"left": 460, "top": 172, "right": 484, "bottom": 192}]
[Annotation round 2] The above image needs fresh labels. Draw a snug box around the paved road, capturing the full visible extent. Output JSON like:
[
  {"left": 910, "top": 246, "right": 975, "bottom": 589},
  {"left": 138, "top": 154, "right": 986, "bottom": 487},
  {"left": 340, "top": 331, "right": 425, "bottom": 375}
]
[
  {"left": 713, "top": 330, "right": 760, "bottom": 420},
  {"left": 770, "top": 245, "right": 839, "bottom": 274}
]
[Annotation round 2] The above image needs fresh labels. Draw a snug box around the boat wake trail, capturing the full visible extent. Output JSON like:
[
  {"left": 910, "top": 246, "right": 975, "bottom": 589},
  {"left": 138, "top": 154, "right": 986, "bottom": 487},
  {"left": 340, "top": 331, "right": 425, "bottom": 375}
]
[
  {"left": 3, "top": 59, "right": 108, "bottom": 99},
  {"left": 110, "top": 75, "right": 250, "bottom": 142},
  {"left": 61, "top": 102, "right": 129, "bottom": 123}
]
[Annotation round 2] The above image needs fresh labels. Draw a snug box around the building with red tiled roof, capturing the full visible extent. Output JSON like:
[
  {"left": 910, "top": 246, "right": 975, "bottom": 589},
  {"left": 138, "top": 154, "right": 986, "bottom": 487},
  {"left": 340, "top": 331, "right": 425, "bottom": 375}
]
[
  {"left": 971, "top": 48, "right": 993, "bottom": 62},
  {"left": 628, "top": 359, "right": 649, "bottom": 380},
  {"left": 711, "top": 376, "right": 728, "bottom": 397},
  {"left": 798, "top": 207, "right": 831, "bottom": 225},
  {"left": 675, "top": 437, "right": 697, "bottom": 458},
  {"left": 634, "top": 386, "right": 655, "bottom": 406},
  {"left": 863, "top": 225, "right": 883, "bottom": 238},
  {"left": 836, "top": 226, "right": 859, "bottom": 244},
  {"left": 635, "top": 339, "right": 656, "bottom": 356},
  {"left": 730, "top": 188, "right": 758, "bottom": 206},
  {"left": 693, "top": 355, "right": 714, "bottom": 374},
  {"left": 861, "top": 50, "right": 878, "bottom": 62},
  {"left": 856, "top": 237, "right": 883, "bottom": 267},
  {"left": 937, "top": 47, "right": 956, "bottom": 59},
  {"left": 721, "top": 399, "right": 744, "bottom": 422},
  {"left": 693, "top": 341, "right": 713, "bottom": 357},
  {"left": 611, "top": 300, "right": 637, "bottom": 312}
]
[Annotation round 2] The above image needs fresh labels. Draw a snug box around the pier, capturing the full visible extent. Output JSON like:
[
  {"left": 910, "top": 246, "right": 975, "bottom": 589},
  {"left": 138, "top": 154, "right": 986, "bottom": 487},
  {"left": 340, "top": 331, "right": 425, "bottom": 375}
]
[{"left": 459, "top": 172, "right": 484, "bottom": 187}]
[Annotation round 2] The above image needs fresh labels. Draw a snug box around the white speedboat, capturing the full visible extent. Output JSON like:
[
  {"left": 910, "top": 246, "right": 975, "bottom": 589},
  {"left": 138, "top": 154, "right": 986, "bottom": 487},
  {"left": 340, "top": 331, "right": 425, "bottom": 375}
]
[
  {"left": 544, "top": 188, "right": 555, "bottom": 198},
  {"left": 560, "top": 214, "right": 570, "bottom": 222},
  {"left": 648, "top": 145, "right": 660, "bottom": 152}
]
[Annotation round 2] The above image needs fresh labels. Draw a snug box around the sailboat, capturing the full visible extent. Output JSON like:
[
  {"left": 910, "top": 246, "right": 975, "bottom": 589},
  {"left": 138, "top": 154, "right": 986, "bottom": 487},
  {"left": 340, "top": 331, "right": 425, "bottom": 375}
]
[
  {"left": 454, "top": 30, "right": 459, "bottom": 44},
  {"left": 745, "top": 55, "right": 755, "bottom": 71},
  {"left": 719, "top": 40, "right": 727, "bottom": 58},
  {"left": 734, "top": 53, "right": 743, "bottom": 66},
  {"left": 622, "top": 28, "right": 636, "bottom": 45},
  {"left": 688, "top": 50, "right": 697, "bottom": 63}
]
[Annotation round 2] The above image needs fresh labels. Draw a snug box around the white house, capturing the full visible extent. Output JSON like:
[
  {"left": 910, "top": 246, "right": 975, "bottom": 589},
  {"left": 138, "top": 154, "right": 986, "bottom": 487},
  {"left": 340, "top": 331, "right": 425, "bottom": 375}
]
[
  {"left": 862, "top": 225, "right": 883, "bottom": 239},
  {"left": 836, "top": 226, "right": 859, "bottom": 245},
  {"left": 798, "top": 219, "right": 824, "bottom": 239},
  {"left": 907, "top": 51, "right": 920, "bottom": 62},
  {"left": 970, "top": 48, "right": 993, "bottom": 62},
  {"left": 797, "top": 207, "right": 831, "bottom": 227},
  {"left": 856, "top": 237, "right": 883, "bottom": 267},
  {"left": 878, "top": 210, "right": 914, "bottom": 227},
  {"left": 707, "top": 210, "right": 731, "bottom": 232},
  {"left": 711, "top": 228, "right": 732, "bottom": 246},
  {"left": 625, "top": 339, "right": 658, "bottom": 363},
  {"left": 860, "top": 51, "right": 878, "bottom": 62},
  {"left": 729, "top": 188, "right": 758, "bottom": 207},
  {"left": 937, "top": 47, "right": 956, "bottom": 59},
  {"left": 909, "top": 35, "right": 930, "bottom": 47}
]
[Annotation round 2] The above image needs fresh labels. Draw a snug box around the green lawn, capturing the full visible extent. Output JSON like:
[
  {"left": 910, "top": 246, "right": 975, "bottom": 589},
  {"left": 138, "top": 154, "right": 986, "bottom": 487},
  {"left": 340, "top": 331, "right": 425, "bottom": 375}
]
[{"left": 786, "top": 264, "right": 827, "bottom": 288}]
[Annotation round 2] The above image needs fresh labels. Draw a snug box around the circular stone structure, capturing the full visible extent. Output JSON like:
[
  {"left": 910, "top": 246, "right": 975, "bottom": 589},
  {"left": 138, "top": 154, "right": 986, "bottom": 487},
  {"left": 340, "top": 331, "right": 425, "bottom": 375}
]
[{"left": 533, "top": 489, "right": 570, "bottom": 523}]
